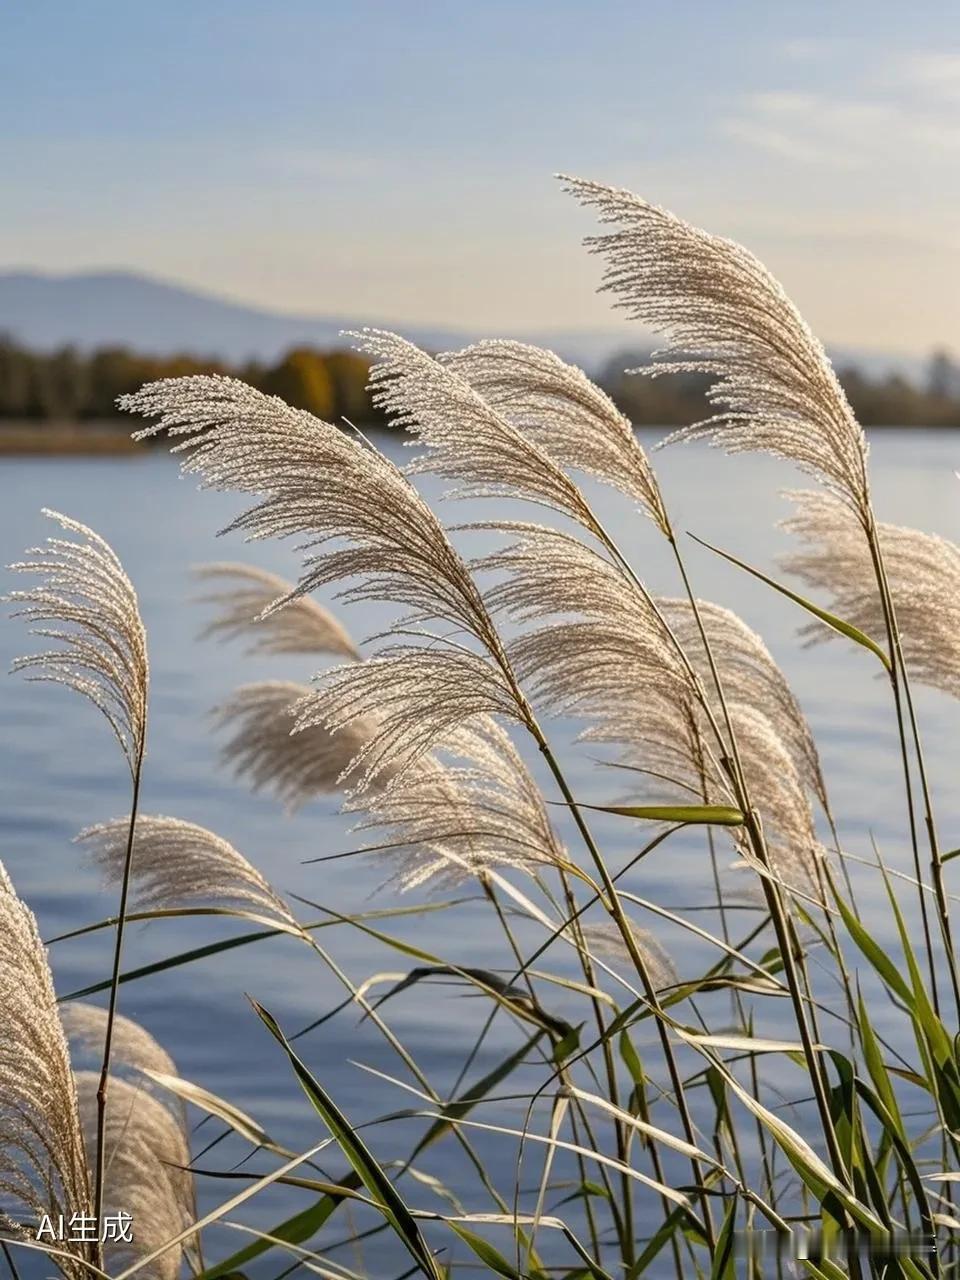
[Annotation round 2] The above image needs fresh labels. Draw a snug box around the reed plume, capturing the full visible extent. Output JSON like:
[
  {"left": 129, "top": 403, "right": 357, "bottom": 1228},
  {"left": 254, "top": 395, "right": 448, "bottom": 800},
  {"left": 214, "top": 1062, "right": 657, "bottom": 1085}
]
[
  {"left": 214, "top": 680, "right": 386, "bottom": 808},
  {"left": 561, "top": 176, "right": 870, "bottom": 517},
  {"left": 0, "top": 863, "right": 92, "bottom": 1277},
  {"left": 77, "top": 815, "right": 300, "bottom": 932},
  {"left": 478, "top": 522, "right": 691, "bottom": 711},
  {"left": 347, "top": 715, "right": 566, "bottom": 890},
  {"left": 60, "top": 1003, "right": 178, "bottom": 1082},
  {"left": 194, "top": 561, "right": 360, "bottom": 658},
  {"left": 74, "top": 1072, "right": 193, "bottom": 1280},
  {"left": 441, "top": 338, "right": 670, "bottom": 532},
  {"left": 783, "top": 489, "right": 960, "bottom": 699},
  {"left": 475, "top": 522, "right": 824, "bottom": 896},
  {"left": 356, "top": 329, "right": 601, "bottom": 531},
  {"left": 659, "top": 596, "right": 829, "bottom": 810},
  {"left": 580, "top": 920, "right": 678, "bottom": 993},
  {"left": 122, "top": 377, "right": 522, "bottom": 780},
  {"left": 294, "top": 646, "right": 522, "bottom": 791},
  {"left": 6, "top": 509, "right": 148, "bottom": 773}
]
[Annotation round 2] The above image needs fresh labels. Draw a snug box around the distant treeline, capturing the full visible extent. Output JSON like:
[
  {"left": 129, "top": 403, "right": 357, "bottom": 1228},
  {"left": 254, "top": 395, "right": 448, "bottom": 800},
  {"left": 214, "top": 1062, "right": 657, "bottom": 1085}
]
[
  {"left": 0, "top": 340, "right": 381, "bottom": 427},
  {"left": 600, "top": 348, "right": 960, "bottom": 428},
  {"left": 2, "top": 335, "right": 960, "bottom": 429}
]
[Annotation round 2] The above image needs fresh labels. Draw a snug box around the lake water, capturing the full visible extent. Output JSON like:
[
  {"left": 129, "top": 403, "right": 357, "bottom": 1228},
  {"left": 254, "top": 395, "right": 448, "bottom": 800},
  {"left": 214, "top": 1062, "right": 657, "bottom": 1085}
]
[{"left": 2, "top": 429, "right": 959, "bottom": 1275}]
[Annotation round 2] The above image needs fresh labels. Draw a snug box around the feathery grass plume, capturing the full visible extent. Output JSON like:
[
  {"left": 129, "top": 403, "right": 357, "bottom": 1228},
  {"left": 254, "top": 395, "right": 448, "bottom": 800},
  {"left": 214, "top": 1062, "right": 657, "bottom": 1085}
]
[
  {"left": 474, "top": 522, "right": 825, "bottom": 895},
  {"left": 294, "top": 647, "right": 522, "bottom": 791},
  {"left": 575, "top": 674, "right": 826, "bottom": 900},
  {"left": 122, "top": 376, "right": 522, "bottom": 779},
  {"left": 723, "top": 702, "right": 828, "bottom": 901},
  {"left": 77, "top": 815, "right": 301, "bottom": 932},
  {"left": 213, "top": 680, "right": 388, "bottom": 809},
  {"left": 355, "top": 329, "right": 602, "bottom": 531},
  {"left": 782, "top": 488, "right": 960, "bottom": 699},
  {"left": 347, "top": 714, "right": 566, "bottom": 891},
  {"left": 74, "top": 1071, "right": 193, "bottom": 1280},
  {"left": 60, "top": 1003, "right": 178, "bottom": 1082},
  {"left": 562, "top": 176, "right": 870, "bottom": 517},
  {"left": 580, "top": 920, "right": 678, "bottom": 992},
  {"left": 478, "top": 523, "right": 691, "bottom": 712},
  {"left": 6, "top": 509, "right": 148, "bottom": 773},
  {"left": 658, "top": 596, "right": 828, "bottom": 810},
  {"left": 194, "top": 561, "right": 360, "bottom": 658},
  {"left": 0, "top": 863, "right": 92, "bottom": 1277},
  {"left": 441, "top": 338, "right": 670, "bottom": 534}
]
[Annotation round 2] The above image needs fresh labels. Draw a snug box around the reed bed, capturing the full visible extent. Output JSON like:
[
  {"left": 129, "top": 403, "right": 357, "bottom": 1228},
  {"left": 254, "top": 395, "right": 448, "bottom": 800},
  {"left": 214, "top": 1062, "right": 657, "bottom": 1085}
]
[{"left": 2, "top": 176, "right": 959, "bottom": 1279}]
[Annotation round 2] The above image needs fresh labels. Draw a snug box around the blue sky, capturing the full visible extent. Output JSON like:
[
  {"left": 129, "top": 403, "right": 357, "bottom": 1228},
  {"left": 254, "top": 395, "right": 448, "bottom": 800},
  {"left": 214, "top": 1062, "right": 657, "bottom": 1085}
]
[{"left": 2, "top": 1, "right": 958, "bottom": 351}]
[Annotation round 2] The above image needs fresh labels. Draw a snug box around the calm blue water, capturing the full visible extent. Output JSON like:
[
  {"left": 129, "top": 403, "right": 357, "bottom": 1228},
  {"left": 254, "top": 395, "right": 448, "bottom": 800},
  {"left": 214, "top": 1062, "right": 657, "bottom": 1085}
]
[{"left": 2, "top": 430, "right": 959, "bottom": 1275}]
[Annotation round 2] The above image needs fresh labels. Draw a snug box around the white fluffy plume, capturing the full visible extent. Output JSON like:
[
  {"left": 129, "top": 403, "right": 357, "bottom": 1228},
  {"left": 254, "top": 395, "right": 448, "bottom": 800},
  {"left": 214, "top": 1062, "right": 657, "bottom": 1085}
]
[
  {"left": 214, "top": 680, "right": 386, "bottom": 809},
  {"left": 562, "top": 176, "right": 870, "bottom": 515},
  {"left": 122, "top": 377, "right": 497, "bottom": 641},
  {"left": 356, "top": 329, "right": 601, "bottom": 530},
  {"left": 659, "top": 597, "right": 828, "bottom": 810},
  {"left": 477, "top": 523, "right": 691, "bottom": 714},
  {"left": 0, "top": 863, "right": 92, "bottom": 1276},
  {"left": 580, "top": 920, "right": 678, "bottom": 992},
  {"left": 6, "top": 510, "right": 148, "bottom": 773},
  {"left": 122, "top": 377, "right": 521, "bottom": 779},
  {"left": 194, "top": 562, "right": 360, "bottom": 658},
  {"left": 77, "top": 815, "right": 301, "bottom": 932},
  {"left": 74, "top": 1071, "right": 194, "bottom": 1280},
  {"left": 471, "top": 520, "right": 825, "bottom": 897},
  {"left": 782, "top": 489, "right": 960, "bottom": 698},
  {"left": 294, "top": 647, "right": 521, "bottom": 792},
  {"left": 348, "top": 715, "right": 566, "bottom": 891},
  {"left": 60, "top": 1003, "right": 178, "bottom": 1082},
  {"left": 440, "top": 339, "right": 669, "bottom": 532}
]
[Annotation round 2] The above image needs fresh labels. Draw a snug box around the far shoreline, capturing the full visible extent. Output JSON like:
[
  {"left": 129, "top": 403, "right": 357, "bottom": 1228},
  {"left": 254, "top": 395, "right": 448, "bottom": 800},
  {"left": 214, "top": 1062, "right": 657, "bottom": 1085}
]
[{"left": 1, "top": 418, "right": 956, "bottom": 458}]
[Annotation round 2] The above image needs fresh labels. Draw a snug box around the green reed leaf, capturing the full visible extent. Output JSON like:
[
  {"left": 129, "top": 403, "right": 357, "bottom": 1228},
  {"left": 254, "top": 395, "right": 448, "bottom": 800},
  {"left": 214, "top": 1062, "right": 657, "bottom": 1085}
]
[
  {"left": 689, "top": 533, "right": 892, "bottom": 671},
  {"left": 195, "top": 1171, "right": 362, "bottom": 1280},
  {"left": 579, "top": 802, "right": 745, "bottom": 825},
  {"left": 251, "top": 1000, "right": 443, "bottom": 1280}
]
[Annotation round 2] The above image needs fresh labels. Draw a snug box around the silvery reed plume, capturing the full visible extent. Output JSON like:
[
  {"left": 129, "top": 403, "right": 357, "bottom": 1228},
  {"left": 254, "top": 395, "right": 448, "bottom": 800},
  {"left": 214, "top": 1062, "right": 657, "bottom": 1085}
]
[
  {"left": 6, "top": 510, "right": 147, "bottom": 773},
  {"left": 564, "top": 175, "right": 959, "bottom": 1024},
  {"left": 200, "top": 563, "right": 382, "bottom": 804},
  {"left": 783, "top": 488, "right": 960, "bottom": 700},
  {"left": 579, "top": 920, "right": 678, "bottom": 993},
  {"left": 0, "top": 863, "right": 92, "bottom": 1279},
  {"left": 194, "top": 561, "right": 360, "bottom": 658},
  {"left": 560, "top": 176, "right": 871, "bottom": 520},
  {"left": 6, "top": 512, "right": 151, "bottom": 1249},
  {"left": 8, "top": 172, "right": 960, "bottom": 1277},
  {"left": 214, "top": 679, "right": 382, "bottom": 809},
  {"left": 74, "top": 1073, "right": 193, "bottom": 1280},
  {"left": 77, "top": 815, "right": 302, "bottom": 934},
  {"left": 345, "top": 714, "right": 570, "bottom": 891},
  {"left": 60, "top": 1004, "right": 178, "bottom": 1083}
]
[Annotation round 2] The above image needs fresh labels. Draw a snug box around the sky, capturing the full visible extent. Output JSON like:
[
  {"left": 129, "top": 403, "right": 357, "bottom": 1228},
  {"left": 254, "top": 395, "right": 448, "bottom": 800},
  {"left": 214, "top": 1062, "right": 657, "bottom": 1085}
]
[{"left": 2, "top": 0, "right": 958, "bottom": 353}]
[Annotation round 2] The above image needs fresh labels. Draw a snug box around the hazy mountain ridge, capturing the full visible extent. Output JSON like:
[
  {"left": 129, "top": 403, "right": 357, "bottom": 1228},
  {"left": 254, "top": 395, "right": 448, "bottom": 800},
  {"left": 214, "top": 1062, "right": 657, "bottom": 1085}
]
[{"left": 0, "top": 268, "right": 927, "bottom": 381}]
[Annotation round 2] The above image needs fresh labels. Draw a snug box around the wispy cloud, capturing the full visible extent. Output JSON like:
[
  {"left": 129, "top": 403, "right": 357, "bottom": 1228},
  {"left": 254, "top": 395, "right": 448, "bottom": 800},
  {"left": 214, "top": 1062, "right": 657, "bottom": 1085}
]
[
  {"left": 723, "top": 55, "right": 960, "bottom": 167},
  {"left": 897, "top": 52, "right": 960, "bottom": 102}
]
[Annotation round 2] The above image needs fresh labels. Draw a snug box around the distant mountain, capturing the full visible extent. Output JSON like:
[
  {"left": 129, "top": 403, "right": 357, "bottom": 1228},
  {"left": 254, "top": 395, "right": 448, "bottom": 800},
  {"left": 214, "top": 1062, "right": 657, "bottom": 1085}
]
[
  {"left": 0, "top": 267, "right": 929, "bottom": 380},
  {"left": 0, "top": 268, "right": 638, "bottom": 372}
]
